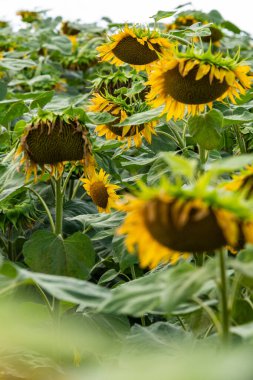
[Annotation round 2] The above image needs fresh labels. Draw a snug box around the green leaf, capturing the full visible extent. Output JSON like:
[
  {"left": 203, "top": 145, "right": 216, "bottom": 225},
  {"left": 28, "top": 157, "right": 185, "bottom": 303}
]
[
  {"left": 43, "top": 36, "right": 72, "bottom": 55},
  {"left": 0, "top": 261, "right": 110, "bottom": 307},
  {"left": 100, "top": 262, "right": 215, "bottom": 316},
  {"left": 0, "top": 58, "right": 36, "bottom": 71},
  {"left": 223, "top": 108, "right": 253, "bottom": 126},
  {"left": 188, "top": 109, "right": 223, "bottom": 150},
  {"left": 98, "top": 269, "right": 119, "bottom": 285},
  {"left": 0, "top": 100, "right": 29, "bottom": 125},
  {"left": 150, "top": 10, "right": 176, "bottom": 22},
  {"left": 231, "top": 246, "right": 253, "bottom": 287},
  {"left": 23, "top": 231, "right": 95, "bottom": 279},
  {"left": 87, "top": 111, "right": 117, "bottom": 125},
  {"left": 116, "top": 106, "right": 163, "bottom": 126},
  {"left": 30, "top": 90, "right": 55, "bottom": 109},
  {"left": 160, "top": 152, "right": 198, "bottom": 179},
  {"left": 14, "top": 120, "right": 27, "bottom": 138},
  {"left": 0, "top": 81, "right": 7, "bottom": 100},
  {"left": 222, "top": 21, "right": 241, "bottom": 34},
  {"left": 125, "top": 322, "right": 186, "bottom": 352},
  {"left": 208, "top": 154, "right": 253, "bottom": 174}
]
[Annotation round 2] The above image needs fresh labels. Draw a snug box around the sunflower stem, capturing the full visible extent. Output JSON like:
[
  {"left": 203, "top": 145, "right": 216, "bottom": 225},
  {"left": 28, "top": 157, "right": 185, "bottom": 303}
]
[
  {"left": 218, "top": 248, "right": 230, "bottom": 344},
  {"left": 233, "top": 125, "right": 247, "bottom": 154},
  {"left": 55, "top": 177, "right": 63, "bottom": 236},
  {"left": 198, "top": 145, "right": 208, "bottom": 169}
]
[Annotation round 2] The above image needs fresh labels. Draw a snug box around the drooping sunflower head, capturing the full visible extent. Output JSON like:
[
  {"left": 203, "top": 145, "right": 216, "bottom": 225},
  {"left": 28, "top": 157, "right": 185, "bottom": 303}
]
[
  {"left": 16, "top": 10, "right": 41, "bottom": 23},
  {"left": 225, "top": 166, "right": 253, "bottom": 199},
  {"left": 118, "top": 181, "right": 253, "bottom": 268},
  {"left": 146, "top": 47, "right": 253, "bottom": 120},
  {"left": 89, "top": 92, "right": 157, "bottom": 148},
  {"left": 90, "top": 67, "right": 148, "bottom": 98},
  {"left": 0, "top": 21, "right": 9, "bottom": 29},
  {"left": 97, "top": 25, "right": 172, "bottom": 70},
  {"left": 61, "top": 21, "right": 80, "bottom": 36},
  {"left": 166, "top": 15, "right": 199, "bottom": 31},
  {"left": 166, "top": 14, "right": 223, "bottom": 44},
  {"left": 201, "top": 25, "right": 223, "bottom": 44},
  {"left": 62, "top": 47, "right": 98, "bottom": 71},
  {"left": 15, "top": 111, "right": 93, "bottom": 181},
  {"left": 81, "top": 169, "right": 120, "bottom": 213}
]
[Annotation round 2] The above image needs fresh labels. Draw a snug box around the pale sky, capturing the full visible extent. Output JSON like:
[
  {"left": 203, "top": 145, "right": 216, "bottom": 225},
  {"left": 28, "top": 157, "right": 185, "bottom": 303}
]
[{"left": 1, "top": 0, "right": 253, "bottom": 35}]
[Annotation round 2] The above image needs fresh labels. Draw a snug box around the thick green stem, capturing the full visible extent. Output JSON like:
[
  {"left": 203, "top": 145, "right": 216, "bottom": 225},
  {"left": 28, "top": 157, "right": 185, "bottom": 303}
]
[
  {"left": 54, "top": 177, "right": 63, "bottom": 236},
  {"left": 198, "top": 145, "right": 208, "bottom": 165},
  {"left": 218, "top": 249, "right": 230, "bottom": 344},
  {"left": 233, "top": 125, "right": 247, "bottom": 154}
]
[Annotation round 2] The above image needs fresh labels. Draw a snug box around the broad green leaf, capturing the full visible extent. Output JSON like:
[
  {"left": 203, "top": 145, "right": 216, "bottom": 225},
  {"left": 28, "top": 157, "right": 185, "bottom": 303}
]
[
  {"left": 208, "top": 154, "right": 253, "bottom": 174},
  {"left": 0, "top": 58, "right": 36, "bottom": 71},
  {"left": 0, "top": 262, "right": 111, "bottom": 308},
  {"left": 23, "top": 231, "right": 95, "bottom": 279},
  {"left": 0, "top": 100, "right": 29, "bottom": 125},
  {"left": 30, "top": 90, "right": 55, "bottom": 109},
  {"left": 69, "top": 211, "right": 124, "bottom": 230},
  {"left": 116, "top": 106, "right": 163, "bottom": 126},
  {"left": 125, "top": 322, "right": 187, "bottom": 353},
  {"left": 188, "top": 109, "right": 223, "bottom": 150},
  {"left": 100, "top": 262, "right": 215, "bottom": 316},
  {"left": 87, "top": 111, "right": 117, "bottom": 125},
  {"left": 43, "top": 36, "right": 72, "bottom": 55},
  {"left": 222, "top": 20, "right": 241, "bottom": 34},
  {"left": 0, "top": 81, "right": 7, "bottom": 100},
  {"left": 150, "top": 10, "right": 176, "bottom": 22},
  {"left": 223, "top": 108, "right": 253, "bottom": 126},
  {"left": 160, "top": 152, "right": 198, "bottom": 179},
  {"left": 98, "top": 269, "right": 119, "bottom": 284}
]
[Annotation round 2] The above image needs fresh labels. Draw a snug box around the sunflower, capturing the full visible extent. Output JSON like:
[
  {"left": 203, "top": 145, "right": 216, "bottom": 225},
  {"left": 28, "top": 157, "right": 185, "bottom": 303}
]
[
  {"left": 97, "top": 25, "right": 172, "bottom": 70},
  {"left": 118, "top": 183, "right": 253, "bottom": 268},
  {"left": 166, "top": 15, "right": 199, "bottom": 31},
  {"left": 15, "top": 112, "right": 94, "bottom": 181},
  {"left": 16, "top": 10, "right": 40, "bottom": 23},
  {"left": 225, "top": 166, "right": 253, "bottom": 198},
  {"left": 82, "top": 169, "right": 120, "bottom": 213},
  {"left": 61, "top": 21, "right": 80, "bottom": 36},
  {"left": 89, "top": 93, "right": 157, "bottom": 148},
  {"left": 146, "top": 47, "right": 253, "bottom": 121},
  {"left": 166, "top": 15, "right": 223, "bottom": 45}
]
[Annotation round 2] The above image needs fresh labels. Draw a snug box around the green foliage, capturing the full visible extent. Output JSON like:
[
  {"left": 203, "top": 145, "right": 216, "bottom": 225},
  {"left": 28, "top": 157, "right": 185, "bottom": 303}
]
[
  {"left": 0, "top": 5, "right": 253, "bottom": 378},
  {"left": 23, "top": 231, "right": 95, "bottom": 279}
]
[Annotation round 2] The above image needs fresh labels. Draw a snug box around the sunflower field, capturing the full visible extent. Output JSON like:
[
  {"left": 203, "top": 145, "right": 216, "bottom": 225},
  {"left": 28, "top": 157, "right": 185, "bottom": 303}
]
[{"left": 1, "top": 5, "right": 253, "bottom": 379}]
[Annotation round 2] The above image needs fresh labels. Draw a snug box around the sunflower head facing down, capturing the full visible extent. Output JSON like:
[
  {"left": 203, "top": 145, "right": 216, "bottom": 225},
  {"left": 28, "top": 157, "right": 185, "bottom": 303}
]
[
  {"left": 118, "top": 181, "right": 253, "bottom": 268},
  {"left": 16, "top": 10, "right": 41, "bottom": 23},
  {"left": 15, "top": 111, "right": 94, "bottom": 181},
  {"left": 146, "top": 47, "right": 253, "bottom": 121},
  {"left": 82, "top": 169, "right": 120, "bottom": 213},
  {"left": 97, "top": 25, "right": 172, "bottom": 70},
  {"left": 166, "top": 15, "right": 199, "bottom": 31},
  {"left": 166, "top": 14, "right": 223, "bottom": 45},
  {"left": 89, "top": 92, "right": 157, "bottom": 148},
  {"left": 225, "top": 166, "right": 253, "bottom": 199},
  {"left": 89, "top": 68, "right": 157, "bottom": 148}
]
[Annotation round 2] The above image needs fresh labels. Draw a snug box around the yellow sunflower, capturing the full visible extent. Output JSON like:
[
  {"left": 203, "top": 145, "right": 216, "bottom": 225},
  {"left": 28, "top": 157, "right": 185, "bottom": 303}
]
[
  {"left": 97, "top": 25, "right": 172, "bottom": 70},
  {"left": 89, "top": 93, "right": 157, "bottom": 148},
  {"left": 166, "top": 15, "right": 223, "bottom": 45},
  {"left": 15, "top": 113, "right": 94, "bottom": 181},
  {"left": 82, "top": 169, "right": 120, "bottom": 213},
  {"left": 118, "top": 186, "right": 253, "bottom": 268},
  {"left": 225, "top": 166, "right": 253, "bottom": 198},
  {"left": 166, "top": 15, "right": 199, "bottom": 31},
  {"left": 146, "top": 48, "right": 253, "bottom": 121},
  {"left": 16, "top": 10, "right": 40, "bottom": 23}
]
